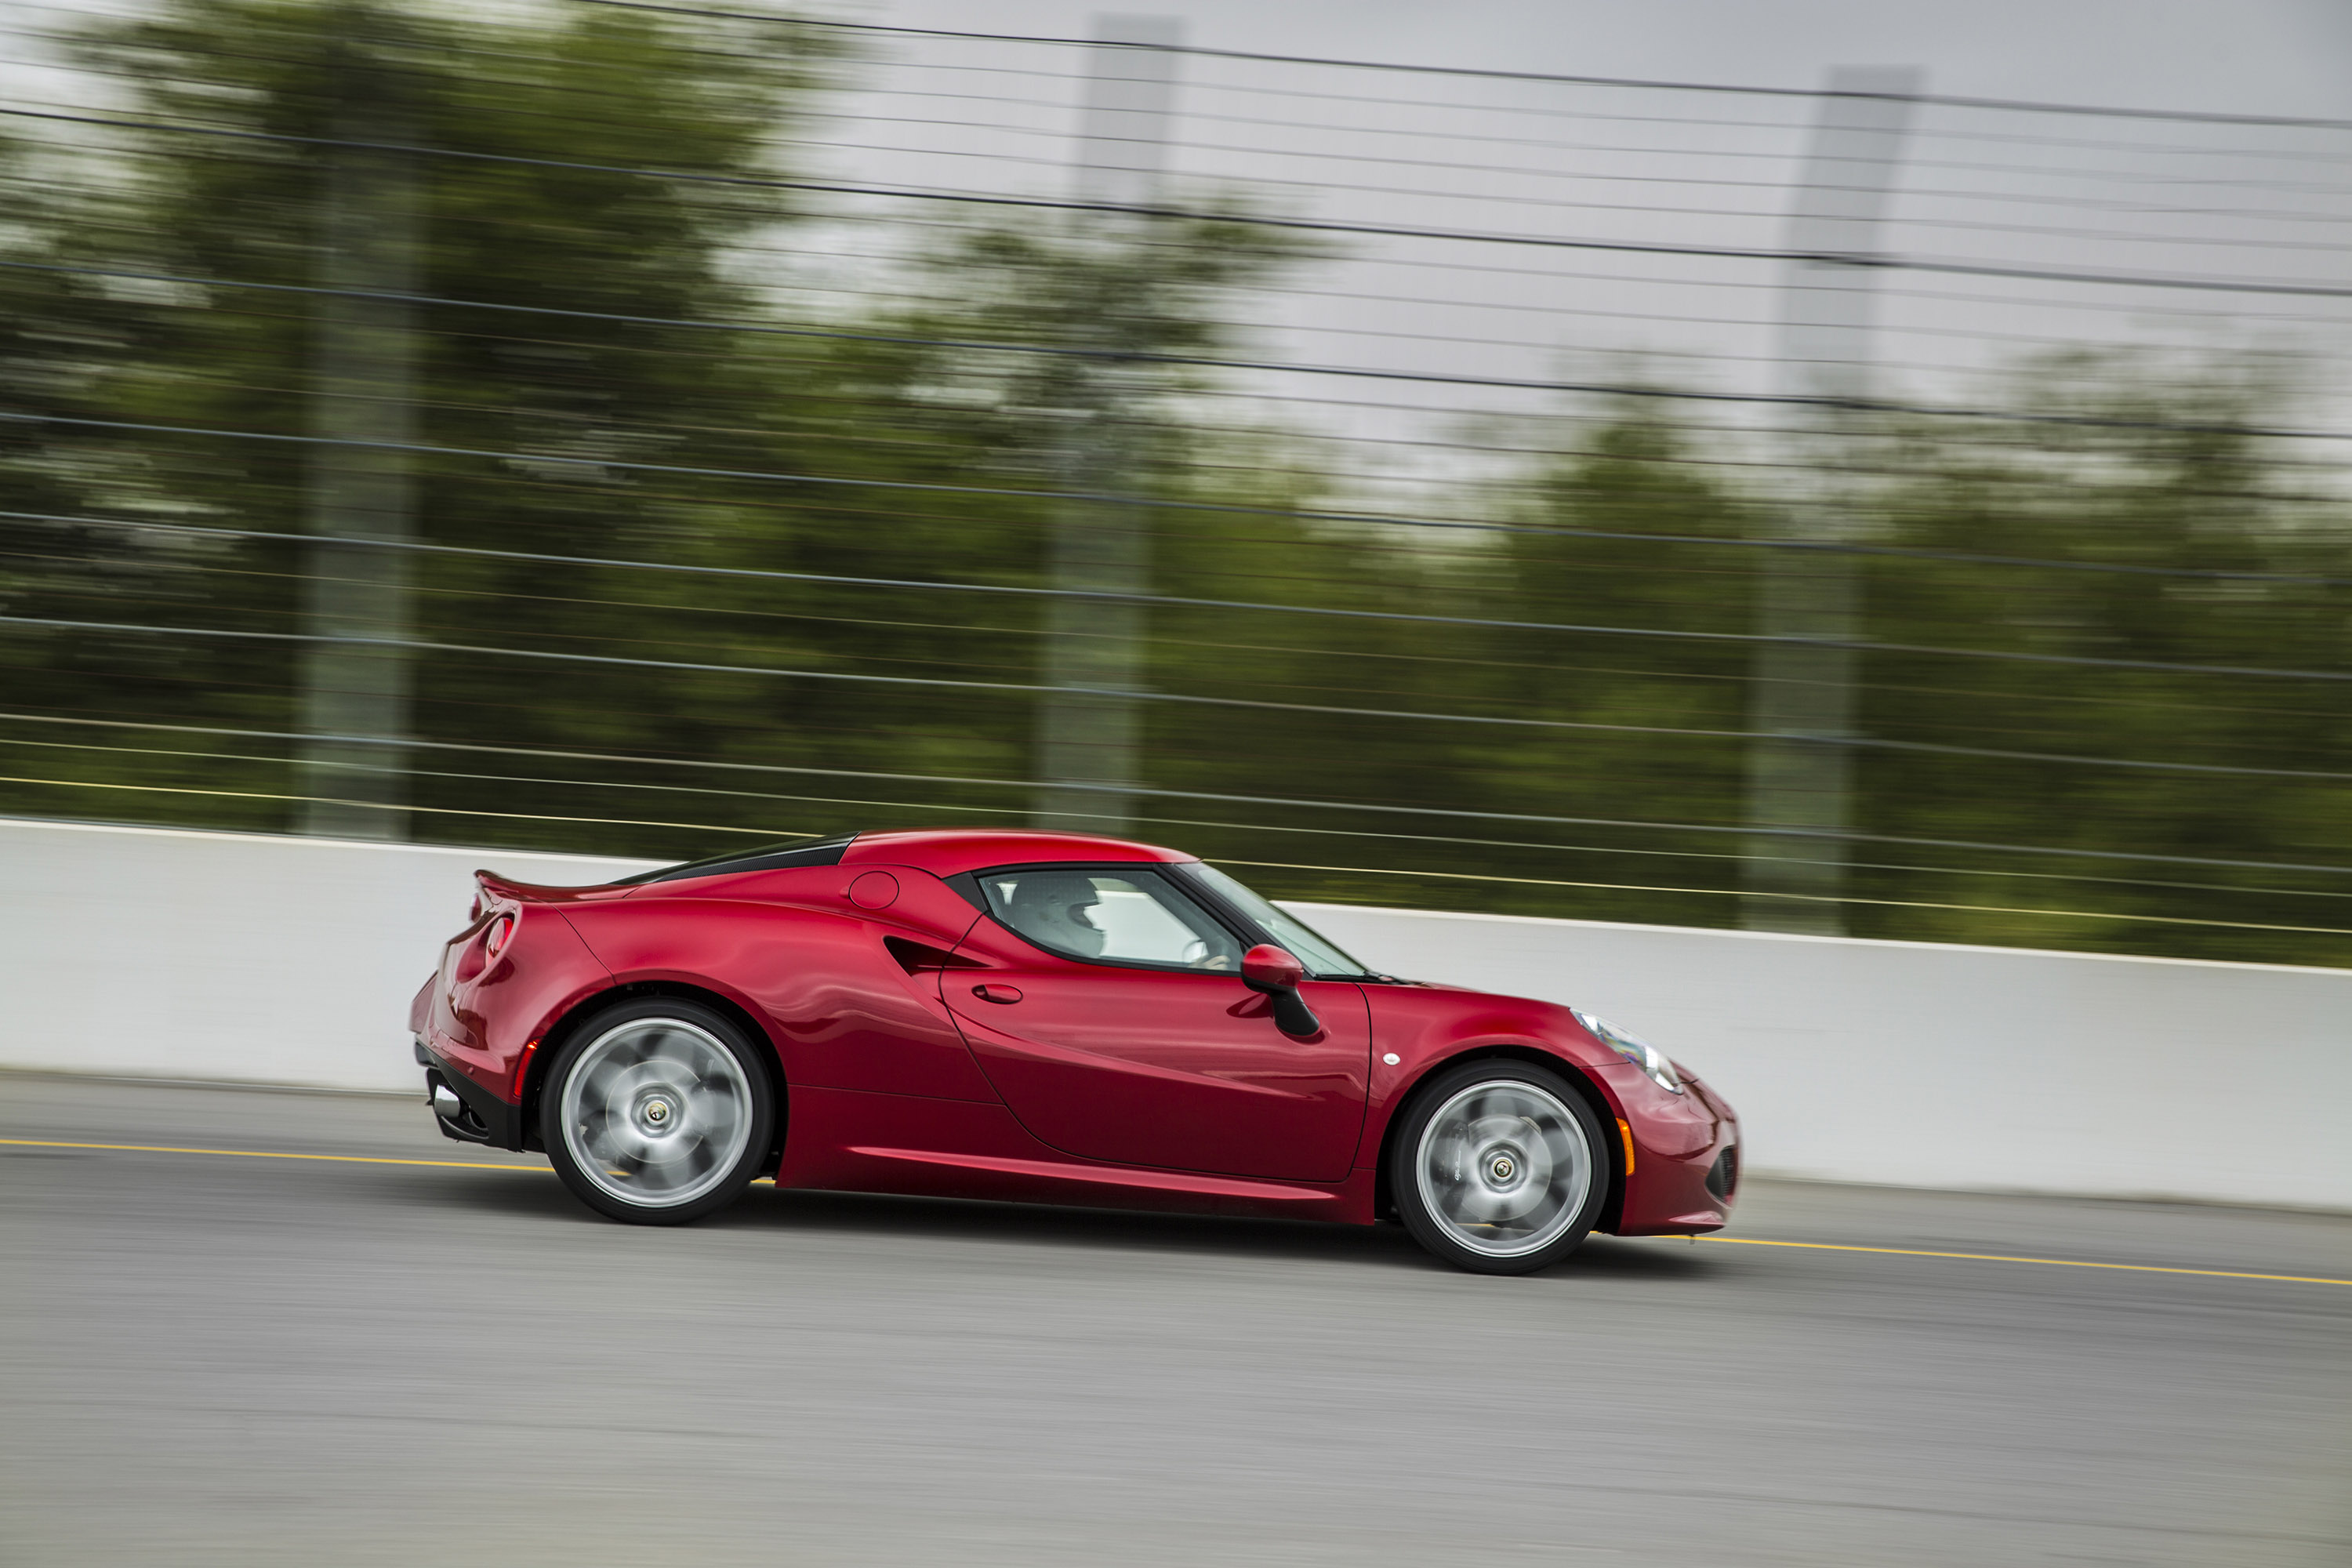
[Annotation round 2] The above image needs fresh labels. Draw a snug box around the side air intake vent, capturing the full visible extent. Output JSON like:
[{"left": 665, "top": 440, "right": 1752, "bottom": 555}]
[
  {"left": 882, "top": 935, "right": 986, "bottom": 975},
  {"left": 1704, "top": 1143, "right": 1740, "bottom": 1202}
]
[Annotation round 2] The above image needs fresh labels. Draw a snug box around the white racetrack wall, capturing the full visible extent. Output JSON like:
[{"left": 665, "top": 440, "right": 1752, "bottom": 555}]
[
  {"left": 1297, "top": 902, "right": 2350, "bottom": 1211},
  {"left": 4, "top": 816, "right": 2345, "bottom": 1210}
]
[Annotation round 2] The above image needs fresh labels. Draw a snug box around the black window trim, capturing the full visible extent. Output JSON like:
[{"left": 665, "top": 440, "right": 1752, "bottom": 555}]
[
  {"left": 960, "top": 860, "right": 1260, "bottom": 976},
  {"left": 1167, "top": 861, "right": 1381, "bottom": 982}
]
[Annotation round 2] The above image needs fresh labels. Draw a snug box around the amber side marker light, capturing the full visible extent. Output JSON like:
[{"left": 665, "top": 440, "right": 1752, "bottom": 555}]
[
  {"left": 1616, "top": 1117, "right": 1635, "bottom": 1174},
  {"left": 511, "top": 1038, "right": 539, "bottom": 1100}
]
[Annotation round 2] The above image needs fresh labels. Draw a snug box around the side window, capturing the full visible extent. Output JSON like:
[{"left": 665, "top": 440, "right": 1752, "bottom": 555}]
[{"left": 978, "top": 868, "right": 1247, "bottom": 971}]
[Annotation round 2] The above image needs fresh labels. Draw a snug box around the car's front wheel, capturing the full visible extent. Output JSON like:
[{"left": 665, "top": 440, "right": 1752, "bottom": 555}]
[
  {"left": 1390, "top": 1061, "right": 1606, "bottom": 1275},
  {"left": 541, "top": 998, "right": 775, "bottom": 1225}
]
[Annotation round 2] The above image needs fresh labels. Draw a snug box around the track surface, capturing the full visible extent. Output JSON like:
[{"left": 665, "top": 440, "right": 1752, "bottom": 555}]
[{"left": 3, "top": 1074, "right": 2348, "bottom": 1566}]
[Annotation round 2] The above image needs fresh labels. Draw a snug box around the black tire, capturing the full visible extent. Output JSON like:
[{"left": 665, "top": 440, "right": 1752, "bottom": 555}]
[
  {"left": 539, "top": 997, "right": 775, "bottom": 1226},
  {"left": 1388, "top": 1059, "right": 1608, "bottom": 1276}
]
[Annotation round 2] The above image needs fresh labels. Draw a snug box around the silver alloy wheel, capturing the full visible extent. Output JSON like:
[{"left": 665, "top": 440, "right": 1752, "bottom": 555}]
[
  {"left": 557, "top": 1017, "right": 753, "bottom": 1209},
  {"left": 1414, "top": 1079, "right": 1594, "bottom": 1258}
]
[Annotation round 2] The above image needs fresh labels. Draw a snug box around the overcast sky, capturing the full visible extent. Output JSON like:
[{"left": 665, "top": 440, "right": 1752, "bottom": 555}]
[
  {"left": 7, "top": 0, "right": 2348, "bottom": 502},
  {"left": 847, "top": 0, "right": 2352, "bottom": 121},
  {"left": 788, "top": 0, "right": 2352, "bottom": 500}
]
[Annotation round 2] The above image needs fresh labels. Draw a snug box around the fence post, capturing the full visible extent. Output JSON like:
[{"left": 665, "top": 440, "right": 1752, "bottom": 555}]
[
  {"left": 1031, "top": 15, "right": 1181, "bottom": 833},
  {"left": 296, "top": 16, "right": 419, "bottom": 840},
  {"left": 1742, "top": 66, "right": 1921, "bottom": 933}
]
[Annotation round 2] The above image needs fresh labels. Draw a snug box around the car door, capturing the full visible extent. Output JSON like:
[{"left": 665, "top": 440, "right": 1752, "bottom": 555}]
[{"left": 942, "top": 865, "right": 1370, "bottom": 1183}]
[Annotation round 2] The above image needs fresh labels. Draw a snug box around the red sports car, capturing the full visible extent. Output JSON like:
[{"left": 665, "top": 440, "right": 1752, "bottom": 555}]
[{"left": 411, "top": 829, "right": 1739, "bottom": 1274}]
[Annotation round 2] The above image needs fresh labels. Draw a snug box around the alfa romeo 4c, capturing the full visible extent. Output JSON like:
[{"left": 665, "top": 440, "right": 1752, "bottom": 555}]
[{"left": 412, "top": 828, "right": 1738, "bottom": 1274}]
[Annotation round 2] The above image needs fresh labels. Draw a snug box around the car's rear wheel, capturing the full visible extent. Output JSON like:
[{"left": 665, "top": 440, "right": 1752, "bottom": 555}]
[
  {"left": 1390, "top": 1061, "right": 1606, "bottom": 1275},
  {"left": 541, "top": 998, "right": 774, "bottom": 1225}
]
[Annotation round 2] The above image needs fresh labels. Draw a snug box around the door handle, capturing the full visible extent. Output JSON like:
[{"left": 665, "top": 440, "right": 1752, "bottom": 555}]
[{"left": 972, "top": 983, "right": 1023, "bottom": 1005}]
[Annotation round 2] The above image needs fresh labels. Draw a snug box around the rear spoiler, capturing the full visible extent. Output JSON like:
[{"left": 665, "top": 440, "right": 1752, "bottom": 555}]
[{"left": 472, "top": 867, "right": 626, "bottom": 912}]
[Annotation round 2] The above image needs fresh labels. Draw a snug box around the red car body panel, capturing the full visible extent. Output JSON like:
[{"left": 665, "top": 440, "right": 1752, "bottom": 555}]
[
  {"left": 414, "top": 896, "right": 613, "bottom": 1112},
  {"left": 1345, "top": 982, "right": 1737, "bottom": 1234},
  {"left": 411, "top": 828, "right": 1739, "bottom": 1236},
  {"left": 940, "top": 908, "right": 1373, "bottom": 1183},
  {"left": 561, "top": 866, "right": 997, "bottom": 1104},
  {"left": 772, "top": 1086, "right": 1374, "bottom": 1223}
]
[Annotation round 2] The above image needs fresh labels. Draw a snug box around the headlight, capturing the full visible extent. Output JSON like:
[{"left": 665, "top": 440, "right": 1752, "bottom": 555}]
[{"left": 1572, "top": 1008, "right": 1684, "bottom": 1094}]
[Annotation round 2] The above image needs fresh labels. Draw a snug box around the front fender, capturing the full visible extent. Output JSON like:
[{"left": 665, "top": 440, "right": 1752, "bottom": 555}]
[
  {"left": 1352, "top": 982, "right": 1733, "bottom": 1234},
  {"left": 1352, "top": 985, "right": 1629, "bottom": 1171}
]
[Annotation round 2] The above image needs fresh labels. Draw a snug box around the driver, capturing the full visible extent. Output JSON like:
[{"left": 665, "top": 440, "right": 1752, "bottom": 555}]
[{"left": 1003, "top": 871, "right": 1109, "bottom": 958}]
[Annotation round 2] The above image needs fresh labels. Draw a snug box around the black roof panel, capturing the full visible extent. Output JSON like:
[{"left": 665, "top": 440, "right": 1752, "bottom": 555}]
[{"left": 614, "top": 832, "right": 859, "bottom": 886}]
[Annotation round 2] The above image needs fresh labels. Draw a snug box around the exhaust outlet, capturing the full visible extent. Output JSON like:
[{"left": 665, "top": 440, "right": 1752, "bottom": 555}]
[{"left": 424, "top": 1069, "right": 494, "bottom": 1143}]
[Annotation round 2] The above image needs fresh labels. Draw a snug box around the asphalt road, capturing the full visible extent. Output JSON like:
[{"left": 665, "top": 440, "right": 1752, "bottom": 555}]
[{"left": 3, "top": 1073, "right": 2348, "bottom": 1567}]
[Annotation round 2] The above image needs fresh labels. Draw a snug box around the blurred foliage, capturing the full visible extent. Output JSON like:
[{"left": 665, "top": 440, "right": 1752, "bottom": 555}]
[
  {"left": 1847, "top": 364, "right": 2352, "bottom": 955},
  {"left": 2, "top": 0, "right": 2350, "bottom": 965}
]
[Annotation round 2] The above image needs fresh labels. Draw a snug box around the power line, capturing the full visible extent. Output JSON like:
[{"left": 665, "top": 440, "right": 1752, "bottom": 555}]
[
  {"left": 42, "top": 234, "right": 2329, "bottom": 465},
  {"left": 1204, "top": 858, "right": 2352, "bottom": 938},
  {"left": 12, "top": 612, "right": 2352, "bottom": 783},
  {"left": 12, "top": 510, "right": 2352, "bottom": 684},
  {"left": 8, "top": 253, "right": 2347, "bottom": 444},
  {"left": 8, "top": 710, "right": 2347, "bottom": 878},
  {"left": 19, "top": 564, "right": 2342, "bottom": 745},
  {"left": 14, "top": 104, "right": 2352, "bottom": 308},
  {"left": 0, "top": 771, "right": 800, "bottom": 838},
  {"left": 5, "top": 764, "right": 2343, "bottom": 936},
  {"left": 0, "top": 611, "right": 1763, "bottom": 743},
  {"left": 38, "top": 0, "right": 2352, "bottom": 136},
  {"left": 567, "top": 1, "right": 2352, "bottom": 133},
  {"left": 19, "top": 729, "right": 2349, "bottom": 905},
  {"left": 9, "top": 408, "right": 2350, "bottom": 593}
]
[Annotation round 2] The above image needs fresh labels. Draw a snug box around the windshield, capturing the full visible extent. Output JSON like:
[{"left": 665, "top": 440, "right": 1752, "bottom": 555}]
[{"left": 1175, "top": 862, "right": 1370, "bottom": 978}]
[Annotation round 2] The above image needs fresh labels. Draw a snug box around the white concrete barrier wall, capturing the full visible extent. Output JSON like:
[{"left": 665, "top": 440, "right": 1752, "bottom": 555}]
[
  {"left": 1298, "top": 902, "right": 2352, "bottom": 1210},
  {"left": 4, "top": 817, "right": 2346, "bottom": 1208},
  {"left": 1, "top": 818, "right": 654, "bottom": 1094}
]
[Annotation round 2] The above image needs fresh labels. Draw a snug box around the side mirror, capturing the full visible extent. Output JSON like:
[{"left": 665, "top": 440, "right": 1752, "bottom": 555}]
[
  {"left": 1240, "top": 943, "right": 1320, "bottom": 1036},
  {"left": 1241, "top": 943, "right": 1305, "bottom": 993}
]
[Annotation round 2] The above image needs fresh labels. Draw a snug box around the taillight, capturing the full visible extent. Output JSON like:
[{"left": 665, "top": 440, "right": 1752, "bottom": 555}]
[{"left": 484, "top": 913, "right": 514, "bottom": 958}]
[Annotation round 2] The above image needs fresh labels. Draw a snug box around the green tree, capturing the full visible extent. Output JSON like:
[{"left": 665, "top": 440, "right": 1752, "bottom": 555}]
[
  {"left": 1852, "top": 357, "right": 2352, "bottom": 964},
  {"left": 10, "top": 2, "right": 2349, "bottom": 968},
  {"left": 9, "top": 0, "right": 843, "bottom": 848}
]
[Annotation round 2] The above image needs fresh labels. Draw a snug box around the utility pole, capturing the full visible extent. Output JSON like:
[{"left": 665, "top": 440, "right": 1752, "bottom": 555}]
[
  {"left": 1030, "top": 15, "right": 1181, "bottom": 833},
  {"left": 296, "top": 13, "right": 420, "bottom": 840},
  {"left": 1742, "top": 67, "right": 1920, "bottom": 933}
]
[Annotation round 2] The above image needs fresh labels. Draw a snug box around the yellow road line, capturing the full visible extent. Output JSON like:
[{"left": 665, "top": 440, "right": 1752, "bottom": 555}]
[
  {"left": 0, "top": 1137, "right": 541, "bottom": 1172},
  {"left": 1686, "top": 1233, "right": 2352, "bottom": 1287},
  {"left": 9, "top": 1137, "right": 2344, "bottom": 1287}
]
